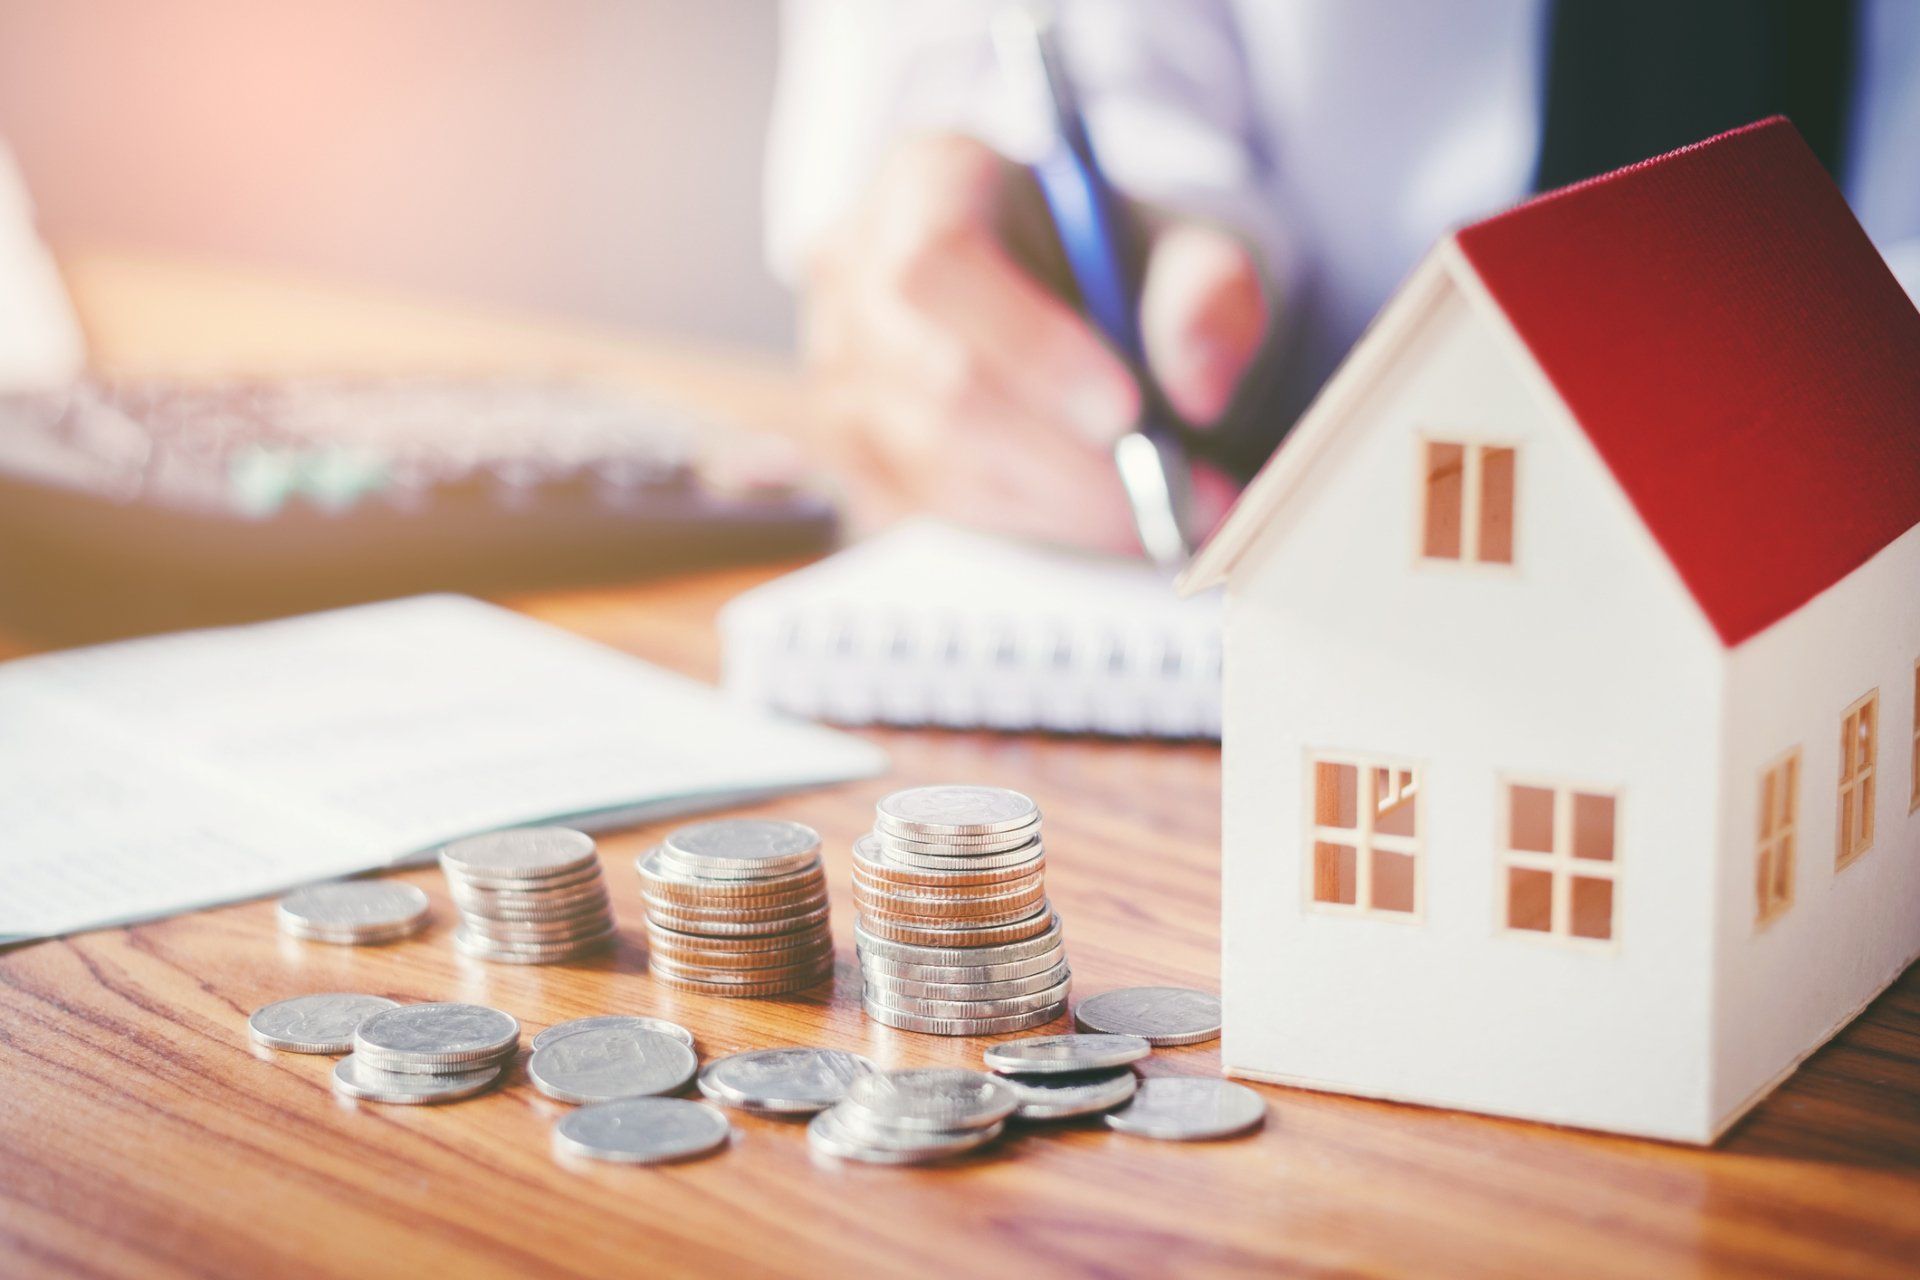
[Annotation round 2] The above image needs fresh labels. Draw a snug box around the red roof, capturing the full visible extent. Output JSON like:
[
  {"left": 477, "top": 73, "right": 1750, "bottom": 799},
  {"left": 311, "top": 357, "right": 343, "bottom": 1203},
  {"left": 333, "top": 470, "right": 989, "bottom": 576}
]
[{"left": 1456, "top": 118, "right": 1920, "bottom": 646}]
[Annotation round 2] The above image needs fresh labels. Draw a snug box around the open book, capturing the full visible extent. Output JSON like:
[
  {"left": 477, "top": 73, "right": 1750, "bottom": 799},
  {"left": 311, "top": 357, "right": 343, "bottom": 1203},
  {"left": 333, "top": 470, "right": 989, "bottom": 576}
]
[
  {"left": 720, "top": 520, "right": 1222, "bottom": 739},
  {"left": 0, "top": 595, "right": 886, "bottom": 943}
]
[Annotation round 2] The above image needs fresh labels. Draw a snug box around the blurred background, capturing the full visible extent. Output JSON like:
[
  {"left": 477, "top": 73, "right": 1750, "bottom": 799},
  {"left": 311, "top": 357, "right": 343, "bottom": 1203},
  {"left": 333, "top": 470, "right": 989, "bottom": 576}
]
[{"left": 0, "top": 0, "right": 793, "bottom": 350}]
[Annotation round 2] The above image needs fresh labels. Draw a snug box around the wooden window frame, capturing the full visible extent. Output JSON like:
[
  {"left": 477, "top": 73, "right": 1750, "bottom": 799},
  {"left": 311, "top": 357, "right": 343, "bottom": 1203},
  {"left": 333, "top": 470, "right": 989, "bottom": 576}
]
[
  {"left": 1416, "top": 436, "right": 1519, "bottom": 568},
  {"left": 1755, "top": 748, "right": 1798, "bottom": 929},
  {"left": 1837, "top": 690, "right": 1878, "bottom": 870},
  {"left": 1305, "top": 753, "right": 1423, "bottom": 922},
  {"left": 1497, "top": 778, "right": 1620, "bottom": 948}
]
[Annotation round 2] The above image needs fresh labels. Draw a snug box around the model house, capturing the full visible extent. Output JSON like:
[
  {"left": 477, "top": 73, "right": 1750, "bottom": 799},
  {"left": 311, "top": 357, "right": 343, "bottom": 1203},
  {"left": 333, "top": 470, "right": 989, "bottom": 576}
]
[{"left": 1179, "top": 119, "right": 1920, "bottom": 1143}]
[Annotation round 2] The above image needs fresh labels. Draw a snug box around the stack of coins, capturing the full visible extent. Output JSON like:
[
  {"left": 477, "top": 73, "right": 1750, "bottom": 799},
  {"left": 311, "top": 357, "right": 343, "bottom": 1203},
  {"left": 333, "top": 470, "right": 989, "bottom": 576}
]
[
  {"left": 277, "top": 881, "right": 429, "bottom": 945},
  {"left": 853, "top": 785, "right": 1068, "bottom": 1034},
  {"left": 636, "top": 818, "right": 834, "bottom": 996},
  {"left": 336, "top": 1002, "right": 519, "bottom": 1105},
  {"left": 439, "top": 827, "right": 618, "bottom": 965},
  {"left": 808, "top": 1068, "right": 1018, "bottom": 1165}
]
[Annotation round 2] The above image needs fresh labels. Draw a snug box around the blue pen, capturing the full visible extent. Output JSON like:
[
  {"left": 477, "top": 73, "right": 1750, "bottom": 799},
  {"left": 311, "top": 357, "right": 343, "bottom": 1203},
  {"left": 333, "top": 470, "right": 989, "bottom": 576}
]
[{"left": 994, "top": 4, "right": 1195, "bottom": 569}]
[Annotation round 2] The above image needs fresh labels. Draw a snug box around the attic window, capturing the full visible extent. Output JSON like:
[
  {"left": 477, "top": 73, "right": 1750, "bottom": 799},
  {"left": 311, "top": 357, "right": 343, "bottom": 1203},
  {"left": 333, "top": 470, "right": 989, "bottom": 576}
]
[
  {"left": 1421, "top": 441, "right": 1515, "bottom": 564},
  {"left": 1309, "top": 756, "right": 1421, "bottom": 917}
]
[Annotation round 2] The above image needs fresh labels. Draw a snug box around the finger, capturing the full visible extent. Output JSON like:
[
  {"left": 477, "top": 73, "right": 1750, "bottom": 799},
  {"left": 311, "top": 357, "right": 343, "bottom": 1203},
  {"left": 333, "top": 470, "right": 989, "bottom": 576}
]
[
  {"left": 895, "top": 226, "right": 1141, "bottom": 449},
  {"left": 1140, "top": 223, "right": 1268, "bottom": 426}
]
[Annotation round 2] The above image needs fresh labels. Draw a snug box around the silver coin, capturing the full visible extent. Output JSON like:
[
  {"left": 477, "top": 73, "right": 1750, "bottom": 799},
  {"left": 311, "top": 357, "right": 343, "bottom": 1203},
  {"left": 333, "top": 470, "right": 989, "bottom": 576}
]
[
  {"left": 452, "top": 925, "right": 616, "bottom": 963},
  {"left": 351, "top": 1002, "right": 520, "bottom": 1065},
  {"left": 662, "top": 819, "right": 820, "bottom": 869},
  {"left": 856, "top": 946, "right": 1066, "bottom": 985},
  {"left": 440, "top": 827, "right": 598, "bottom": 878},
  {"left": 875, "top": 785, "right": 1038, "bottom": 834},
  {"left": 983, "top": 1032, "right": 1153, "bottom": 1075},
  {"left": 861, "top": 998, "right": 1067, "bottom": 1037},
  {"left": 696, "top": 1048, "right": 876, "bottom": 1114},
  {"left": 527, "top": 1026, "right": 698, "bottom": 1105},
  {"left": 331, "top": 1055, "right": 501, "bottom": 1104},
  {"left": 1005, "top": 1068, "right": 1139, "bottom": 1120},
  {"left": 445, "top": 863, "right": 606, "bottom": 893},
  {"left": 637, "top": 847, "right": 823, "bottom": 896},
  {"left": 873, "top": 826, "right": 1041, "bottom": 853},
  {"left": 1103, "top": 1076, "right": 1265, "bottom": 1140},
  {"left": 277, "top": 881, "right": 429, "bottom": 936},
  {"left": 533, "top": 1016, "right": 695, "bottom": 1053},
  {"left": 808, "top": 1104, "right": 1003, "bottom": 1165},
  {"left": 861, "top": 975, "right": 1072, "bottom": 1021},
  {"left": 862, "top": 960, "right": 1070, "bottom": 1002},
  {"left": 553, "top": 1097, "right": 731, "bottom": 1165},
  {"left": 247, "top": 993, "right": 399, "bottom": 1054},
  {"left": 842, "top": 1068, "right": 1019, "bottom": 1132},
  {"left": 1073, "top": 987, "right": 1221, "bottom": 1046}
]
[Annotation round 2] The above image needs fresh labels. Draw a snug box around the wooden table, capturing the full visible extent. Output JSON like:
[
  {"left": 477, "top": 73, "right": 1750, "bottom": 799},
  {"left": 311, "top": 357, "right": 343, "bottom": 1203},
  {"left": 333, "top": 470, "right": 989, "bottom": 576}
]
[{"left": 3, "top": 254, "right": 1918, "bottom": 1279}]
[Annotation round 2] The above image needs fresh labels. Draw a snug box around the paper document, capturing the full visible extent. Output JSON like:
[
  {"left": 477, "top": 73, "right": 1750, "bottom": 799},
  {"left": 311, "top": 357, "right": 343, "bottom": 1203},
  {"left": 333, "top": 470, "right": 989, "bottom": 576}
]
[{"left": 0, "top": 595, "right": 887, "bottom": 943}]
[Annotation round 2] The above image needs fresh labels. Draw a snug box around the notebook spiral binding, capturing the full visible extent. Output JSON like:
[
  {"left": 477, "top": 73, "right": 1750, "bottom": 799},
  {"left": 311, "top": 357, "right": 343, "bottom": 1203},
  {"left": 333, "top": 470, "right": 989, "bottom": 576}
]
[{"left": 723, "top": 605, "right": 1222, "bottom": 740}]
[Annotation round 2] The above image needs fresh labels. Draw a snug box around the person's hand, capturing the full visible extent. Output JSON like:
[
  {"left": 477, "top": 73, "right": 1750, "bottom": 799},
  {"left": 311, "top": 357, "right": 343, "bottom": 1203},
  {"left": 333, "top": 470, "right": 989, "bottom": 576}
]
[{"left": 801, "top": 133, "right": 1269, "bottom": 552}]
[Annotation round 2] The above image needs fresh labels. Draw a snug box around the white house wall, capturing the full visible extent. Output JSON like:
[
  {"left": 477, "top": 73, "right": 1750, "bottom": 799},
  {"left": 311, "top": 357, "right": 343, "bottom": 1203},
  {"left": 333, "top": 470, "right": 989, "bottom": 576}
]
[
  {"left": 1713, "top": 523, "right": 1920, "bottom": 1132},
  {"left": 1221, "top": 271, "right": 1728, "bottom": 1140}
]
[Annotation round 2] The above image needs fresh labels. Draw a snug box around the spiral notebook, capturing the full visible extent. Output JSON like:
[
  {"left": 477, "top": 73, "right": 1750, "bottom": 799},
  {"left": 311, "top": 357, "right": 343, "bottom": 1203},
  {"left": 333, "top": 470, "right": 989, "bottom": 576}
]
[{"left": 720, "top": 520, "right": 1221, "bottom": 739}]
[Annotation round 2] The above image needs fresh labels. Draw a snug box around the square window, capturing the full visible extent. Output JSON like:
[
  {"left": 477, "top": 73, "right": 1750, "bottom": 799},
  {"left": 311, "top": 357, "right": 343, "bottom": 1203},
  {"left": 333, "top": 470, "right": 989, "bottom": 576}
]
[
  {"left": 1572, "top": 792, "right": 1615, "bottom": 861},
  {"left": 1509, "top": 785, "right": 1555, "bottom": 853},
  {"left": 1507, "top": 867, "right": 1553, "bottom": 932},
  {"left": 1570, "top": 877, "right": 1614, "bottom": 940},
  {"left": 1313, "top": 842, "right": 1357, "bottom": 905},
  {"left": 1371, "top": 849, "right": 1416, "bottom": 913}
]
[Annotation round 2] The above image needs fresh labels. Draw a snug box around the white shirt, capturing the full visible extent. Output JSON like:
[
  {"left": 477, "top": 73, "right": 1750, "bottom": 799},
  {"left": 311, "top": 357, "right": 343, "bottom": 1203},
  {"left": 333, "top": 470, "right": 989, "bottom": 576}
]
[{"left": 767, "top": 0, "right": 1920, "bottom": 394}]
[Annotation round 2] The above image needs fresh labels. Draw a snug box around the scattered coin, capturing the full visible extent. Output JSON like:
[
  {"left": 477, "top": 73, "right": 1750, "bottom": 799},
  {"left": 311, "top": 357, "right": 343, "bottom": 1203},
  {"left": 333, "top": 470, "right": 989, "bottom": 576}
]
[
  {"left": 1103, "top": 1076, "right": 1266, "bottom": 1141},
  {"left": 533, "top": 1016, "right": 695, "bottom": 1053},
  {"left": 526, "top": 1026, "right": 699, "bottom": 1105},
  {"left": 697, "top": 1048, "right": 876, "bottom": 1115},
  {"left": 277, "top": 881, "right": 429, "bottom": 944},
  {"left": 841, "top": 1068, "right": 1020, "bottom": 1132},
  {"left": 983, "top": 1033, "right": 1152, "bottom": 1075},
  {"left": 352, "top": 1002, "right": 520, "bottom": 1072},
  {"left": 552, "top": 1097, "right": 732, "bottom": 1165},
  {"left": 441, "top": 827, "right": 617, "bottom": 965},
  {"left": 1073, "top": 987, "right": 1221, "bottom": 1046},
  {"left": 332, "top": 1055, "right": 502, "bottom": 1105},
  {"left": 1004, "top": 1068, "right": 1139, "bottom": 1121},
  {"left": 247, "top": 993, "right": 399, "bottom": 1054},
  {"left": 807, "top": 1104, "right": 1004, "bottom": 1165}
]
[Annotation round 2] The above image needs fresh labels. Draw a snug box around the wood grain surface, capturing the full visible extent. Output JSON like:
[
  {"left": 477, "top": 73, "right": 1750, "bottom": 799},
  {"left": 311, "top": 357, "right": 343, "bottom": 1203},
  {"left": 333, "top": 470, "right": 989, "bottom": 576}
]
[{"left": 1, "top": 255, "right": 1916, "bottom": 1279}]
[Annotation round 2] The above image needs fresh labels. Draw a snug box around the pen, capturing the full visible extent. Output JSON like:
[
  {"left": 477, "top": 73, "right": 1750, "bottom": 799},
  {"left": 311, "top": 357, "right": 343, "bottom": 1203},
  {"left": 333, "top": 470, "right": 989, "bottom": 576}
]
[{"left": 993, "top": 4, "right": 1196, "bottom": 570}]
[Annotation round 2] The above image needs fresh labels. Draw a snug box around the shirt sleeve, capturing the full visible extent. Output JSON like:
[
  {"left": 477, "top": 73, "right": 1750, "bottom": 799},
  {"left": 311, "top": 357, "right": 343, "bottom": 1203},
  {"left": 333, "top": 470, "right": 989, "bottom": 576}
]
[{"left": 763, "top": 0, "right": 1293, "bottom": 292}]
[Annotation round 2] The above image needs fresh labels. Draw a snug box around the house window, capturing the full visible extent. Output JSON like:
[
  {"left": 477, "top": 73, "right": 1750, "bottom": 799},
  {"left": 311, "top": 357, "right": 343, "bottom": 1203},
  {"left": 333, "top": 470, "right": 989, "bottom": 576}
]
[
  {"left": 1501, "top": 781, "right": 1617, "bottom": 942},
  {"left": 1421, "top": 440, "right": 1515, "bottom": 564},
  {"left": 1838, "top": 691, "right": 1878, "bottom": 868},
  {"left": 1756, "top": 750, "right": 1798, "bottom": 927},
  {"left": 1309, "top": 756, "right": 1420, "bottom": 916}
]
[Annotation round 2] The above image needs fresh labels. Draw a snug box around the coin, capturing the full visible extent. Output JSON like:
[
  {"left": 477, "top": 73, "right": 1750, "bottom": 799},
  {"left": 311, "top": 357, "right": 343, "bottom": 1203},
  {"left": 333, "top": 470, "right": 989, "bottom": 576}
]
[
  {"left": 351, "top": 1002, "right": 520, "bottom": 1067},
  {"left": 696, "top": 1048, "right": 877, "bottom": 1114},
  {"left": 527, "top": 1026, "right": 699, "bottom": 1104},
  {"left": 807, "top": 1104, "right": 1004, "bottom": 1165},
  {"left": 865, "top": 976, "right": 1072, "bottom": 1021},
  {"left": 552, "top": 1098, "right": 731, "bottom": 1165},
  {"left": 856, "top": 947, "right": 1066, "bottom": 984},
  {"left": 247, "top": 994, "right": 399, "bottom": 1054},
  {"left": 876, "top": 785, "right": 1038, "bottom": 834},
  {"left": 1103, "top": 1076, "right": 1266, "bottom": 1140},
  {"left": 983, "top": 1032, "right": 1153, "bottom": 1075},
  {"left": 855, "top": 904, "right": 1054, "bottom": 948},
  {"left": 841, "top": 1068, "right": 1020, "bottom": 1132},
  {"left": 1073, "top": 987, "right": 1221, "bottom": 1046},
  {"left": 1005, "top": 1068, "right": 1139, "bottom": 1120},
  {"left": 440, "top": 827, "right": 598, "bottom": 879},
  {"left": 532, "top": 1016, "right": 695, "bottom": 1052},
  {"left": 277, "top": 881, "right": 429, "bottom": 943},
  {"left": 869, "top": 842, "right": 1046, "bottom": 871},
  {"left": 861, "top": 999, "right": 1067, "bottom": 1036},
  {"left": 661, "top": 819, "right": 821, "bottom": 873},
  {"left": 637, "top": 849, "right": 822, "bottom": 899},
  {"left": 852, "top": 916, "right": 1064, "bottom": 966},
  {"left": 453, "top": 926, "right": 616, "bottom": 964},
  {"left": 331, "top": 1055, "right": 502, "bottom": 1105},
  {"left": 863, "top": 960, "right": 1070, "bottom": 1002},
  {"left": 852, "top": 836, "right": 1044, "bottom": 887}
]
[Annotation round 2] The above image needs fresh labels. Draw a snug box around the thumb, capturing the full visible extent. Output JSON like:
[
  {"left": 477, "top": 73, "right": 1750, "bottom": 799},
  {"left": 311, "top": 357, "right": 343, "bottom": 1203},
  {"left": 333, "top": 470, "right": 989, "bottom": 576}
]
[{"left": 1139, "top": 223, "right": 1269, "bottom": 427}]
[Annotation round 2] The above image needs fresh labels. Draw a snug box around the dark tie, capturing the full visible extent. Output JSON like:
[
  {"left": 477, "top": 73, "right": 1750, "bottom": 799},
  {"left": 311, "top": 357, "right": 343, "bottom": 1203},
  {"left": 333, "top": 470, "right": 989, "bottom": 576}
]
[{"left": 1535, "top": 0, "right": 1858, "bottom": 190}]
